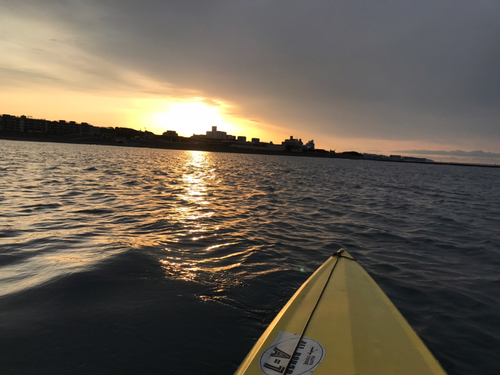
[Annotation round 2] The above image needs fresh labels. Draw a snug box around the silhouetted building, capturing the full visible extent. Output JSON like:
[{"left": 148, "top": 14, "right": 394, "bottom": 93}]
[
  {"left": 20, "top": 116, "right": 46, "bottom": 133},
  {"left": 0, "top": 114, "right": 21, "bottom": 132},
  {"left": 206, "top": 126, "right": 227, "bottom": 139},
  {"left": 305, "top": 140, "right": 315, "bottom": 150},
  {"left": 282, "top": 136, "right": 304, "bottom": 152},
  {"left": 0, "top": 114, "right": 96, "bottom": 136},
  {"left": 162, "top": 130, "right": 180, "bottom": 142}
]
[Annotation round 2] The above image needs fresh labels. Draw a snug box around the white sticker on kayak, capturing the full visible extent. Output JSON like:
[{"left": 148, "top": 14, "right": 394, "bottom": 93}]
[{"left": 259, "top": 331, "right": 325, "bottom": 375}]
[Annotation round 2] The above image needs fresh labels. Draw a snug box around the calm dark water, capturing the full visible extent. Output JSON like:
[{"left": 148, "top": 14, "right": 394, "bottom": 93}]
[{"left": 1, "top": 140, "right": 499, "bottom": 374}]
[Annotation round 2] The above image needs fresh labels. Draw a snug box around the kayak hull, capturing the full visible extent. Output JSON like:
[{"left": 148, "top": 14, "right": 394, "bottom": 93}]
[{"left": 235, "top": 250, "right": 447, "bottom": 375}]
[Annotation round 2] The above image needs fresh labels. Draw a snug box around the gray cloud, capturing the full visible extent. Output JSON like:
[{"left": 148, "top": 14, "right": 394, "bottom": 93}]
[
  {"left": 396, "top": 150, "right": 500, "bottom": 159},
  {"left": 0, "top": 66, "right": 67, "bottom": 86},
  {"left": 2, "top": 0, "right": 500, "bottom": 148}
]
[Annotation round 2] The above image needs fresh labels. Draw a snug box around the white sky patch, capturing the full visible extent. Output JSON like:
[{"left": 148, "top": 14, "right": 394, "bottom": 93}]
[{"left": 0, "top": 8, "right": 143, "bottom": 93}]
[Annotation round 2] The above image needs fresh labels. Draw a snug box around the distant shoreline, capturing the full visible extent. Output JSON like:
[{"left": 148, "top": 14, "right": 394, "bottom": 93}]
[{"left": 1, "top": 133, "right": 499, "bottom": 169}]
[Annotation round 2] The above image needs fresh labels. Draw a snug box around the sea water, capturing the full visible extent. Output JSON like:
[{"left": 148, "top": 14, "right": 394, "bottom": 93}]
[{"left": 1, "top": 140, "right": 499, "bottom": 374}]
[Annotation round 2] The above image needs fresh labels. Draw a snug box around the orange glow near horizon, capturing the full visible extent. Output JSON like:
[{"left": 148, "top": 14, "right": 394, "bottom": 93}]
[
  {"left": 0, "top": 88, "right": 245, "bottom": 137},
  {"left": 4, "top": 87, "right": 465, "bottom": 155},
  {"left": 2, "top": 87, "right": 471, "bottom": 154}
]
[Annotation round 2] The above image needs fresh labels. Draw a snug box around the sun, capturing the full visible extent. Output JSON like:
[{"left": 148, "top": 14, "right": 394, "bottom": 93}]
[{"left": 153, "top": 102, "right": 224, "bottom": 137}]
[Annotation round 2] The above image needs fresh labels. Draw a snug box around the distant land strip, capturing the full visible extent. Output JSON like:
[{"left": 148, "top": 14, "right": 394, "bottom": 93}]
[{"left": 1, "top": 114, "right": 499, "bottom": 168}]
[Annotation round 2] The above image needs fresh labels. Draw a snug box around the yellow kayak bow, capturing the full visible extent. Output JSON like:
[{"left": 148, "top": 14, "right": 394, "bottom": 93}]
[{"left": 235, "top": 249, "right": 447, "bottom": 375}]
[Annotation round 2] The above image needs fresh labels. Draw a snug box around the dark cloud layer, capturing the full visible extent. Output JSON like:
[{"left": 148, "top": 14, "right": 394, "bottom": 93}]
[
  {"left": 397, "top": 150, "right": 500, "bottom": 159},
  {"left": 3, "top": 0, "right": 500, "bottom": 147}
]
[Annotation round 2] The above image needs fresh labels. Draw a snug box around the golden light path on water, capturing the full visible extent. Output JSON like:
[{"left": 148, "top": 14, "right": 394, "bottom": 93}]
[{"left": 159, "top": 151, "right": 246, "bottom": 289}]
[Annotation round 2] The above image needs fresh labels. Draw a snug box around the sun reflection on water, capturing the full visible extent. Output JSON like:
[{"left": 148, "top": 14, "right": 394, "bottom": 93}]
[
  {"left": 174, "top": 151, "right": 216, "bottom": 235},
  {"left": 149, "top": 151, "right": 254, "bottom": 299},
  {"left": 160, "top": 151, "right": 232, "bottom": 285},
  {"left": 159, "top": 257, "right": 244, "bottom": 286}
]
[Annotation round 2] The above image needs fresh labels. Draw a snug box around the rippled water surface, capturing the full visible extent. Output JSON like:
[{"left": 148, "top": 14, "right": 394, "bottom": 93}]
[{"left": 1, "top": 140, "right": 499, "bottom": 374}]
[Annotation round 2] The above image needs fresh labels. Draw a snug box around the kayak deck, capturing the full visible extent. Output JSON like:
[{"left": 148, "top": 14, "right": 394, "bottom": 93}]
[{"left": 235, "top": 250, "right": 447, "bottom": 375}]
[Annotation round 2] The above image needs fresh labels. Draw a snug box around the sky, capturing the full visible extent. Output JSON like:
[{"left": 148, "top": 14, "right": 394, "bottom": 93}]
[{"left": 1, "top": 1, "right": 499, "bottom": 162}]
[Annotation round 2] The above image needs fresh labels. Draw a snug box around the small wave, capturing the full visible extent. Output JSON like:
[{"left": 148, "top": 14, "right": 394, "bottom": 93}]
[
  {"left": 73, "top": 208, "right": 115, "bottom": 215},
  {"left": 22, "top": 203, "right": 63, "bottom": 211},
  {"left": 0, "top": 229, "right": 23, "bottom": 239}
]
